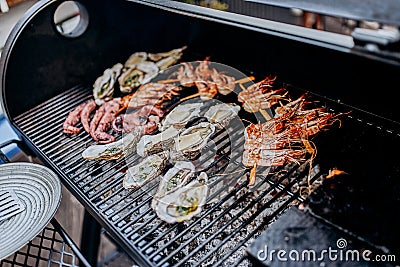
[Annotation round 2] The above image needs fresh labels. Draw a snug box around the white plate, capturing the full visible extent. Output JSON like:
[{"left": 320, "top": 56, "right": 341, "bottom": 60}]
[{"left": 0, "top": 162, "right": 62, "bottom": 260}]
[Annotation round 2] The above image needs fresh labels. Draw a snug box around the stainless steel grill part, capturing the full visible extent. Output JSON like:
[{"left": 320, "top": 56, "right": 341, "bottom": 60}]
[{"left": 0, "top": 189, "right": 25, "bottom": 221}]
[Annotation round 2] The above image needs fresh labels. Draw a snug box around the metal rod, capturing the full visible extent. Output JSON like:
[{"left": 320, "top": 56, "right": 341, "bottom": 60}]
[{"left": 80, "top": 210, "right": 101, "bottom": 267}]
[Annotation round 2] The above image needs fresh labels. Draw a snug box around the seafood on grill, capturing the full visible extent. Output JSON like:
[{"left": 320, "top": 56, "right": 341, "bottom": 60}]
[
  {"left": 123, "top": 153, "right": 167, "bottom": 189},
  {"left": 160, "top": 102, "right": 203, "bottom": 131},
  {"left": 119, "top": 83, "right": 181, "bottom": 112},
  {"left": 120, "top": 46, "right": 187, "bottom": 93},
  {"left": 204, "top": 103, "right": 241, "bottom": 130},
  {"left": 80, "top": 99, "right": 97, "bottom": 133},
  {"left": 62, "top": 101, "right": 88, "bottom": 134},
  {"left": 243, "top": 147, "right": 306, "bottom": 167},
  {"left": 137, "top": 126, "right": 180, "bottom": 157},
  {"left": 153, "top": 172, "right": 209, "bottom": 224},
  {"left": 118, "top": 61, "right": 159, "bottom": 94},
  {"left": 167, "top": 60, "right": 237, "bottom": 100},
  {"left": 82, "top": 128, "right": 142, "bottom": 160},
  {"left": 242, "top": 93, "right": 343, "bottom": 170},
  {"left": 238, "top": 75, "right": 289, "bottom": 113},
  {"left": 93, "top": 63, "right": 123, "bottom": 105},
  {"left": 148, "top": 46, "right": 187, "bottom": 67},
  {"left": 151, "top": 161, "right": 195, "bottom": 210},
  {"left": 112, "top": 104, "right": 164, "bottom": 135},
  {"left": 89, "top": 98, "right": 121, "bottom": 144},
  {"left": 170, "top": 122, "right": 215, "bottom": 161}
]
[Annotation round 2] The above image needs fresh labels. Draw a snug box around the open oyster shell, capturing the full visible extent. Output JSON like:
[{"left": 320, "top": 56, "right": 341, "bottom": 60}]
[
  {"left": 151, "top": 161, "right": 195, "bottom": 210},
  {"left": 124, "top": 52, "right": 148, "bottom": 67},
  {"left": 204, "top": 103, "right": 241, "bottom": 129},
  {"left": 82, "top": 129, "right": 141, "bottom": 160},
  {"left": 123, "top": 153, "right": 167, "bottom": 190},
  {"left": 154, "top": 172, "right": 209, "bottom": 224},
  {"left": 160, "top": 102, "right": 203, "bottom": 131},
  {"left": 171, "top": 122, "right": 216, "bottom": 161},
  {"left": 118, "top": 61, "right": 159, "bottom": 94},
  {"left": 93, "top": 63, "right": 123, "bottom": 105},
  {"left": 137, "top": 126, "right": 179, "bottom": 157}
]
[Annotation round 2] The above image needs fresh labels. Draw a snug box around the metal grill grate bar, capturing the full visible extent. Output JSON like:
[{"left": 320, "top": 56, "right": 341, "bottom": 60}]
[
  {"left": 153, "top": 162, "right": 306, "bottom": 265},
  {"left": 19, "top": 90, "right": 90, "bottom": 136},
  {"left": 14, "top": 86, "right": 86, "bottom": 123},
  {"left": 13, "top": 86, "right": 322, "bottom": 267},
  {"left": 212, "top": 172, "right": 322, "bottom": 267}
]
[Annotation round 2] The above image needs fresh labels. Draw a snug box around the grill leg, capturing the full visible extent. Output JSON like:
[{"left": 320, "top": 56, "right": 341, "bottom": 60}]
[{"left": 80, "top": 210, "right": 101, "bottom": 267}]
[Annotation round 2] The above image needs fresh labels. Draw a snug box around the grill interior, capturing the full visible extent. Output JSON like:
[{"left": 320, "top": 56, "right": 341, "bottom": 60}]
[{"left": 13, "top": 83, "right": 332, "bottom": 266}]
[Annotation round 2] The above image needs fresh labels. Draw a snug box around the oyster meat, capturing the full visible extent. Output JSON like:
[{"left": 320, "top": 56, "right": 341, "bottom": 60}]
[
  {"left": 171, "top": 122, "right": 215, "bottom": 161},
  {"left": 120, "top": 46, "right": 187, "bottom": 93},
  {"left": 118, "top": 61, "right": 159, "bottom": 94},
  {"left": 204, "top": 103, "right": 241, "bottom": 129},
  {"left": 160, "top": 102, "right": 203, "bottom": 131},
  {"left": 82, "top": 129, "right": 141, "bottom": 160},
  {"left": 123, "top": 153, "right": 167, "bottom": 189},
  {"left": 93, "top": 63, "right": 123, "bottom": 105},
  {"left": 151, "top": 161, "right": 195, "bottom": 210},
  {"left": 154, "top": 172, "right": 209, "bottom": 224},
  {"left": 137, "top": 126, "right": 179, "bottom": 157}
]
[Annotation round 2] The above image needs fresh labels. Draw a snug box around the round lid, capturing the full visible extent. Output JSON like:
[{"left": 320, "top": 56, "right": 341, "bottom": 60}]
[{"left": 0, "top": 162, "right": 62, "bottom": 260}]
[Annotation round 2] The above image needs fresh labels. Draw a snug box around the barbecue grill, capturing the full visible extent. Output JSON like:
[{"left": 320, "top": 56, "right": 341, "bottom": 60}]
[{"left": 1, "top": 0, "right": 400, "bottom": 266}]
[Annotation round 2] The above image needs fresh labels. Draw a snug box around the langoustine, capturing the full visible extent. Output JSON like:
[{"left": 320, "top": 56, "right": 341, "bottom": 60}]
[{"left": 238, "top": 75, "right": 289, "bottom": 113}]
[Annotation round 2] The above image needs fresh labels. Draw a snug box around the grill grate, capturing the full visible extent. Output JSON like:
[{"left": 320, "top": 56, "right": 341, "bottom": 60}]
[
  {"left": 0, "top": 219, "right": 81, "bottom": 267},
  {"left": 14, "top": 85, "right": 325, "bottom": 266}
]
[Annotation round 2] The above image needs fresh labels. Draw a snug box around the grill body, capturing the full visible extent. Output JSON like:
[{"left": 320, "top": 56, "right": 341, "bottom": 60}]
[{"left": 1, "top": 0, "right": 400, "bottom": 266}]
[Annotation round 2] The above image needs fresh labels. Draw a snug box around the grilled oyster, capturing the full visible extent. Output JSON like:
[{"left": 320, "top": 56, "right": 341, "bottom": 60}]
[
  {"left": 148, "top": 46, "right": 187, "bottom": 62},
  {"left": 171, "top": 122, "right": 215, "bottom": 161},
  {"left": 118, "top": 61, "right": 159, "bottom": 94},
  {"left": 123, "top": 153, "right": 167, "bottom": 189},
  {"left": 204, "top": 103, "right": 241, "bottom": 129},
  {"left": 82, "top": 129, "right": 141, "bottom": 160},
  {"left": 151, "top": 161, "right": 195, "bottom": 210},
  {"left": 124, "top": 52, "right": 148, "bottom": 67},
  {"left": 137, "top": 126, "right": 179, "bottom": 157},
  {"left": 160, "top": 102, "right": 203, "bottom": 131},
  {"left": 93, "top": 63, "right": 123, "bottom": 105},
  {"left": 154, "top": 172, "right": 209, "bottom": 224}
]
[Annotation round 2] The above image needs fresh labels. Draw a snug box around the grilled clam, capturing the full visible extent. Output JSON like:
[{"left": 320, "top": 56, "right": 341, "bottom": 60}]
[
  {"left": 93, "top": 63, "right": 123, "bottom": 105},
  {"left": 171, "top": 122, "right": 215, "bottom": 161},
  {"left": 137, "top": 126, "right": 179, "bottom": 157},
  {"left": 151, "top": 161, "right": 195, "bottom": 210},
  {"left": 154, "top": 172, "right": 209, "bottom": 224},
  {"left": 123, "top": 153, "right": 167, "bottom": 189},
  {"left": 204, "top": 103, "right": 241, "bottom": 129},
  {"left": 82, "top": 129, "right": 141, "bottom": 160},
  {"left": 160, "top": 102, "right": 203, "bottom": 131}
]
